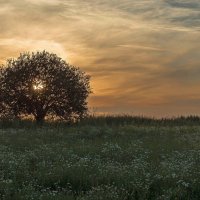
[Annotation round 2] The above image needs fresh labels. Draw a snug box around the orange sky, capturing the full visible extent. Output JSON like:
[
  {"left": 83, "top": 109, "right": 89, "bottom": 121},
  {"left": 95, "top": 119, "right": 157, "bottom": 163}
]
[{"left": 0, "top": 0, "right": 200, "bottom": 117}]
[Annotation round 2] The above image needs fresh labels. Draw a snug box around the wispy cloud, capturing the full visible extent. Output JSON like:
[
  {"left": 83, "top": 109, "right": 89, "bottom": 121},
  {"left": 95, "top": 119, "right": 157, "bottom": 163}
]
[
  {"left": 0, "top": 0, "right": 199, "bottom": 116},
  {"left": 0, "top": 38, "right": 67, "bottom": 58},
  {"left": 117, "top": 44, "right": 166, "bottom": 52}
]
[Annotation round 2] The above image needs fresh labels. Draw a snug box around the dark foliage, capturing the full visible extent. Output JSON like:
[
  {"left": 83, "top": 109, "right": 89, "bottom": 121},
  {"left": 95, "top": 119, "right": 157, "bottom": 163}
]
[{"left": 0, "top": 51, "right": 91, "bottom": 122}]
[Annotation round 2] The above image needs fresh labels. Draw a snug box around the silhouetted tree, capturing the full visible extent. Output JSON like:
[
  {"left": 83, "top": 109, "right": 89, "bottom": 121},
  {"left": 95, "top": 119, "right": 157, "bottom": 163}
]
[{"left": 0, "top": 51, "right": 91, "bottom": 123}]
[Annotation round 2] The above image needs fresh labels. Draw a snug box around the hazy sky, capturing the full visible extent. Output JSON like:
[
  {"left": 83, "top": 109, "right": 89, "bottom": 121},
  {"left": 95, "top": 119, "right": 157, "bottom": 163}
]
[{"left": 0, "top": 0, "right": 200, "bottom": 117}]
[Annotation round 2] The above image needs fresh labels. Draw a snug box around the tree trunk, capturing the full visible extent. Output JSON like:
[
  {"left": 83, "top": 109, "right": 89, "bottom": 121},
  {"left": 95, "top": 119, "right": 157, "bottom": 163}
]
[{"left": 35, "top": 114, "right": 45, "bottom": 124}]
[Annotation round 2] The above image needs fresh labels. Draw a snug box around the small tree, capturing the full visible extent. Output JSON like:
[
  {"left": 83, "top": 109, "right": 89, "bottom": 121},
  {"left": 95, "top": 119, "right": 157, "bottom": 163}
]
[{"left": 0, "top": 51, "right": 91, "bottom": 123}]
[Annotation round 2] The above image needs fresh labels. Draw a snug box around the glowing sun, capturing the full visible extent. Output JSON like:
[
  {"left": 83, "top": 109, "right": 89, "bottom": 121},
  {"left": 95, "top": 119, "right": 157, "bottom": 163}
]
[{"left": 33, "top": 80, "right": 44, "bottom": 91}]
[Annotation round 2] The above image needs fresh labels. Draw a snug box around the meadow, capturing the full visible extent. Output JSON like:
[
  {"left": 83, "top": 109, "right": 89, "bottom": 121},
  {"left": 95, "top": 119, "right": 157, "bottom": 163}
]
[{"left": 1, "top": 116, "right": 200, "bottom": 200}]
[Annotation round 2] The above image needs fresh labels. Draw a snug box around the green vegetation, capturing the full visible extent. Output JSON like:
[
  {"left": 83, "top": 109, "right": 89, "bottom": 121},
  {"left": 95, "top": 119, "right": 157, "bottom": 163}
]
[{"left": 1, "top": 116, "right": 200, "bottom": 199}]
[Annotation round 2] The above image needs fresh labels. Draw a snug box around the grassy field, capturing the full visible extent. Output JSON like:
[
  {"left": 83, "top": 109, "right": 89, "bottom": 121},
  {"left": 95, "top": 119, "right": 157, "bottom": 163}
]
[{"left": 1, "top": 116, "right": 200, "bottom": 199}]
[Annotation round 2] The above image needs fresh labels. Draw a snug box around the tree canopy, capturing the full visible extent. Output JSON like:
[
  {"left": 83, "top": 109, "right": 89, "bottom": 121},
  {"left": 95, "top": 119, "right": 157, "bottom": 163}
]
[{"left": 0, "top": 51, "right": 91, "bottom": 122}]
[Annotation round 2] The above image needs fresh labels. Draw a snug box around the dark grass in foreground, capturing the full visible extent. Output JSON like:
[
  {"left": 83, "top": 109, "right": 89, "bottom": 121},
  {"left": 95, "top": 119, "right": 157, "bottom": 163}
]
[{"left": 1, "top": 116, "right": 200, "bottom": 199}]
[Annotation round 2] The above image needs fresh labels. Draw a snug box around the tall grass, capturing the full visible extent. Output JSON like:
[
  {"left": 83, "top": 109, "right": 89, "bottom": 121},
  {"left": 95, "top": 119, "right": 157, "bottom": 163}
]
[
  {"left": 0, "top": 116, "right": 200, "bottom": 199},
  {"left": 80, "top": 114, "right": 200, "bottom": 126},
  {"left": 1, "top": 115, "right": 200, "bottom": 129}
]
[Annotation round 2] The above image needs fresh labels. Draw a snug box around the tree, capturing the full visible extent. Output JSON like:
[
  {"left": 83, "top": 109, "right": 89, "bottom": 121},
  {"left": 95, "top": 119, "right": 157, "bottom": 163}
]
[{"left": 0, "top": 51, "right": 91, "bottom": 123}]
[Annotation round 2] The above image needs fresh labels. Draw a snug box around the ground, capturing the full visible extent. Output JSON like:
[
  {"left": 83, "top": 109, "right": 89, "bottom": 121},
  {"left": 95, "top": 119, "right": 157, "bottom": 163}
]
[{"left": 0, "top": 118, "right": 200, "bottom": 199}]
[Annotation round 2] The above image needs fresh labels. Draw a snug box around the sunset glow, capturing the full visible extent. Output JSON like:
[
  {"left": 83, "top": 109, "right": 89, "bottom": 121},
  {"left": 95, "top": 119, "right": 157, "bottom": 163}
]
[
  {"left": 33, "top": 83, "right": 44, "bottom": 91},
  {"left": 33, "top": 80, "right": 44, "bottom": 91},
  {"left": 0, "top": 0, "right": 200, "bottom": 117}
]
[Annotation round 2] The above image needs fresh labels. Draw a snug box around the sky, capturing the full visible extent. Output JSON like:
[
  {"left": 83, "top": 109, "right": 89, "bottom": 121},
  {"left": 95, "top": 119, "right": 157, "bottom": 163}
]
[{"left": 0, "top": 0, "right": 200, "bottom": 117}]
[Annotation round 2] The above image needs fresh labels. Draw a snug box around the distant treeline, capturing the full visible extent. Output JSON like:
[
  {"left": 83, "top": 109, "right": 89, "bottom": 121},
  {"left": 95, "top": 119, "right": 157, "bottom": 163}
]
[{"left": 0, "top": 115, "right": 200, "bottom": 128}]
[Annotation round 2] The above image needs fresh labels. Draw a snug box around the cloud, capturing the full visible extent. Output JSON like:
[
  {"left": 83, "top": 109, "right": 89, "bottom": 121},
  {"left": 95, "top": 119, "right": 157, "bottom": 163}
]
[
  {"left": 117, "top": 44, "right": 166, "bottom": 52},
  {"left": 0, "top": 38, "right": 67, "bottom": 57},
  {"left": 0, "top": 0, "right": 199, "bottom": 116},
  {"left": 166, "top": 0, "right": 200, "bottom": 10},
  {"left": 24, "top": 0, "right": 62, "bottom": 5}
]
